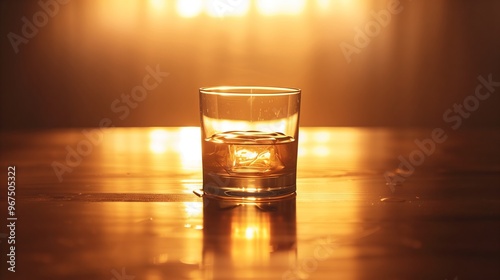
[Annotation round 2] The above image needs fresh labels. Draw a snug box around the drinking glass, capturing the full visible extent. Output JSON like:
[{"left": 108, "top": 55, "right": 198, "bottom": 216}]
[{"left": 199, "top": 86, "right": 301, "bottom": 200}]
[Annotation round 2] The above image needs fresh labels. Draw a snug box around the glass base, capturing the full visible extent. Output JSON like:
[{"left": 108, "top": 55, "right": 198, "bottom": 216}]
[{"left": 202, "top": 173, "right": 296, "bottom": 201}]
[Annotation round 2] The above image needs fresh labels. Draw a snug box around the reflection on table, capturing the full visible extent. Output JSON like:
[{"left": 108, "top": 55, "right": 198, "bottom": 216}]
[
  {"left": 0, "top": 127, "right": 499, "bottom": 279},
  {"left": 202, "top": 196, "right": 296, "bottom": 279}
]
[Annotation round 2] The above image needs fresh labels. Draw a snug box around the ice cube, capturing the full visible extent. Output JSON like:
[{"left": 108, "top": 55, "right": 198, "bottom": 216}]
[{"left": 228, "top": 144, "right": 278, "bottom": 173}]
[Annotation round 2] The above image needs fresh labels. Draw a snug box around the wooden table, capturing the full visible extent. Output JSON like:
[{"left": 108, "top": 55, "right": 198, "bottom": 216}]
[{"left": 1, "top": 127, "right": 499, "bottom": 279}]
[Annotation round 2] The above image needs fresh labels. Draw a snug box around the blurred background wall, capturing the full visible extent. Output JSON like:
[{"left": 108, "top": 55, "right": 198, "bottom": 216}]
[{"left": 1, "top": 0, "right": 499, "bottom": 130}]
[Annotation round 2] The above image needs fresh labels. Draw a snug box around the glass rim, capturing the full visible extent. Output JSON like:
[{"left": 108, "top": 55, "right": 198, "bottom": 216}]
[{"left": 199, "top": 86, "right": 301, "bottom": 96}]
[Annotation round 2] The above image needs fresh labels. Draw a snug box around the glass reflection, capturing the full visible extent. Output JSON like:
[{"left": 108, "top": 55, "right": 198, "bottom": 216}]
[
  {"left": 71, "top": 126, "right": 382, "bottom": 278},
  {"left": 202, "top": 196, "right": 296, "bottom": 279}
]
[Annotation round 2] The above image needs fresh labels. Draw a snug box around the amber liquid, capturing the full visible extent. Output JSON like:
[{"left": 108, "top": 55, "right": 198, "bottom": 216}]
[{"left": 202, "top": 131, "right": 298, "bottom": 199}]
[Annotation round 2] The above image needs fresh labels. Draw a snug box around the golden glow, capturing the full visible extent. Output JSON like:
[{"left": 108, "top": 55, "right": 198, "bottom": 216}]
[
  {"left": 95, "top": 0, "right": 138, "bottom": 30},
  {"left": 177, "top": 0, "right": 312, "bottom": 18},
  {"left": 86, "top": 127, "right": 373, "bottom": 279},
  {"left": 208, "top": 119, "right": 249, "bottom": 135},
  {"left": 148, "top": 127, "right": 202, "bottom": 171},
  {"left": 149, "top": 129, "right": 169, "bottom": 154},
  {"left": 257, "top": 0, "right": 306, "bottom": 16},
  {"left": 339, "top": 0, "right": 354, "bottom": 8},
  {"left": 181, "top": 178, "right": 203, "bottom": 194},
  {"left": 177, "top": 0, "right": 203, "bottom": 18},
  {"left": 230, "top": 146, "right": 274, "bottom": 173},
  {"left": 203, "top": 197, "right": 296, "bottom": 278},
  {"left": 230, "top": 207, "right": 271, "bottom": 266},
  {"left": 313, "top": 146, "right": 331, "bottom": 157},
  {"left": 314, "top": 0, "right": 365, "bottom": 21},
  {"left": 150, "top": 0, "right": 167, "bottom": 10},
  {"left": 206, "top": 0, "right": 250, "bottom": 17},
  {"left": 184, "top": 202, "right": 203, "bottom": 218},
  {"left": 86, "top": 0, "right": 365, "bottom": 23},
  {"left": 338, "top": 0, "right": 365, "bottom": 21},
  {"left": 245, "top": 227, "right": 257, "bottom": 239},
  {"left": 295, "top": 127, "right": 365, "bottom": 276},
  {"left": 92, "top": 201, "right": 201, "bottom": 270},
  {"left": 108, "top": 128, "right": 130, "bottom": 153},
  {"left": 316, "top": 0, "right": 330, "bottom": 10},
  {"left": 235, "top": 149, "right": 260, "bottom": 162},
  {"left": 152, "top": 253, "right": 169, "bottom": 264},
  {"left": 177, "top": 127, "right": 202, "bottom": 171},
  {"left": 202, "top": 115, "right": 298, "bottom": 139},
  {"left": 298, "top": 127, "right": 362, "bottom": 163},
  {"left": 100, "top": 128, "right": 202, "bottom": 194},
  {"left": 313, "top": 131, "right": 331, "bottom": 143}
]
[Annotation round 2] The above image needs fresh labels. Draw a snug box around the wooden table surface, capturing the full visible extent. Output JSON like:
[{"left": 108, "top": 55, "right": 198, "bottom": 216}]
[{"left": 0, "top": 127, "right": 499, "bottom": 280}]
